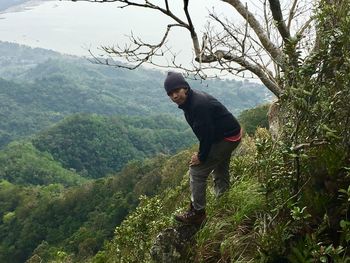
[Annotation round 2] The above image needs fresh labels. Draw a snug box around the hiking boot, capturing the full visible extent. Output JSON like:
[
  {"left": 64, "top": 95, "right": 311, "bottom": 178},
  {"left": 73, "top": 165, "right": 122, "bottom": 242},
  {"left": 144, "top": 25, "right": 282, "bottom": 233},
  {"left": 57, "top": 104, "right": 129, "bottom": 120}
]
[{"left": 174, "top": 204, "right": 206, "bottom": 225}]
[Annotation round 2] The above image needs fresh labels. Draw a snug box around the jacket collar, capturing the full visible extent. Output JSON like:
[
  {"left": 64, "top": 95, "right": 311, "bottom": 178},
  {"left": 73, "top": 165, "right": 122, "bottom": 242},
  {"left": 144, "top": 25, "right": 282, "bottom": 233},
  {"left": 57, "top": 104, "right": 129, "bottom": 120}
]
[{"left": 178, "top": 88, "right": 193, "bottom": 110}]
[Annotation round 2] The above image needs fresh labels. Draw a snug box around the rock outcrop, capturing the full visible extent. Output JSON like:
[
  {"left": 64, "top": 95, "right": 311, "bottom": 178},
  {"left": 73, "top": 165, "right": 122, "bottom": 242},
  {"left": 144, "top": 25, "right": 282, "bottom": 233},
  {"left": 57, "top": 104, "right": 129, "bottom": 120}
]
[{"left": 150, "top": 224, "right": 200, "bottom": 263}]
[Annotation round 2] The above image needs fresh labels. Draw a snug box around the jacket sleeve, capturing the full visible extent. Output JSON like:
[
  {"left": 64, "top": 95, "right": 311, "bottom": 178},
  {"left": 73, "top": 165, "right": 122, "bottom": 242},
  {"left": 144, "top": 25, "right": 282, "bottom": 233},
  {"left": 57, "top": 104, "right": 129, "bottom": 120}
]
[{"left": 191, "top": 104, "right": 214, "bottom": 162}]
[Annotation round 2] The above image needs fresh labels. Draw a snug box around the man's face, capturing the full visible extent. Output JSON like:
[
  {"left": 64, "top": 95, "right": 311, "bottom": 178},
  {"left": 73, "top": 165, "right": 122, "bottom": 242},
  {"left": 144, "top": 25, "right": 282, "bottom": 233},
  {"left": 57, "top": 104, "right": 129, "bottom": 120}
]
[{"left": 168, "top": 87, "right": 188, "bottom": 105}]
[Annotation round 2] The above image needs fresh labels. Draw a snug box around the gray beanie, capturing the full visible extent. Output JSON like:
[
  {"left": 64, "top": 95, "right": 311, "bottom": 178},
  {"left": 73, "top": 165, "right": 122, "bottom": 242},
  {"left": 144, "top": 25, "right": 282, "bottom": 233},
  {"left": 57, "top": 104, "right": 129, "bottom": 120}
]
[{"left": 164, "top": 71, "right": 190, "bottom": 94}]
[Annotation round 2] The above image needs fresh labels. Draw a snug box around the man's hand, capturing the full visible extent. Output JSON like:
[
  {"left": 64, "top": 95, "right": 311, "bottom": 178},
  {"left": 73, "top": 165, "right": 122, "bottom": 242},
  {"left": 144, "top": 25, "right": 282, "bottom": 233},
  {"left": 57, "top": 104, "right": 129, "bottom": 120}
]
[{"left": 189, "top": 152, "right": 201, "bottom": 166}]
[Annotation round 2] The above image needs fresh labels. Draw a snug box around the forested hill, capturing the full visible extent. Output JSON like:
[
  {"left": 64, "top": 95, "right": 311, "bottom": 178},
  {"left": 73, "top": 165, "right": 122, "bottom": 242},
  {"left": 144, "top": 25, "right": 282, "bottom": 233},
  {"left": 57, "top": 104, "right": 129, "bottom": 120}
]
[
  {"left": 0, "top": 41, "right": 273, "bottom": 262},
  {"left": 1, "top": 0, "right": 349, "bottom": 261},
  {"left": 0, "top": 104, "right": 270, "bottom": 263},
  {"left": 0, "top": 148, "right": 194, "bottom": 263},
  {"left": 32, "top": 113, "right": 195, "bottom": 178},
  {"left": 0, "top": 41, "right": 272, "bottom": 147},
  {"left": 0, "top": 113, "right": 195, "bottom": 183}
]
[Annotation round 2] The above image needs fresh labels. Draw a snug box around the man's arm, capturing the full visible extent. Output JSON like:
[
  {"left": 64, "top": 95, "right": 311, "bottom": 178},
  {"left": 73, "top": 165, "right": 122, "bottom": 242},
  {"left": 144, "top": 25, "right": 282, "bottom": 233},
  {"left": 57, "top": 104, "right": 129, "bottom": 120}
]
[{"left": 192, "top": 104, "right": 214, "bottom": 163}]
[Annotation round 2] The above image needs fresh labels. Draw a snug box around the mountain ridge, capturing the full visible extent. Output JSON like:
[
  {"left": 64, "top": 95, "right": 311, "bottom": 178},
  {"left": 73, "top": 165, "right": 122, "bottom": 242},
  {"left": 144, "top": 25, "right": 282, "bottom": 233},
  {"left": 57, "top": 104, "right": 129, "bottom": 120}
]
[{"left": 0, "top": 41, "right": 272, "bottom": 148}]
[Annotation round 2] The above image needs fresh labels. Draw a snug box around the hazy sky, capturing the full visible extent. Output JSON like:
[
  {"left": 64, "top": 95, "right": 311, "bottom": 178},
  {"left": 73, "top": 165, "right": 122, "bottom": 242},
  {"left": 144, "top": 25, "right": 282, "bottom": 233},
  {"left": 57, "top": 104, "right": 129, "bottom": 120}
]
[
  {"left": 0, "top": 0, "right": 251, "bottom": 84},
  {"left": 0, "top": 0, "right": 239, "bottom": 64},
  {"left": 0, "top": 0, "right": 313, "bottom": 80}
]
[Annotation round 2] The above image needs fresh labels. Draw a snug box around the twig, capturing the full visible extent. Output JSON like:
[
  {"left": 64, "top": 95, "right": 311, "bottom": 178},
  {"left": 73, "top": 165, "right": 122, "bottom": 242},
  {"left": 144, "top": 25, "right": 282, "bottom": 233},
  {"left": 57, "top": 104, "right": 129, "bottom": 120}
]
[
  {"left": 292, "top": 140, "right": 329, "bottom": 152},
  {"left": 287, "top": 0, "right": 298, "bottom": 31}
]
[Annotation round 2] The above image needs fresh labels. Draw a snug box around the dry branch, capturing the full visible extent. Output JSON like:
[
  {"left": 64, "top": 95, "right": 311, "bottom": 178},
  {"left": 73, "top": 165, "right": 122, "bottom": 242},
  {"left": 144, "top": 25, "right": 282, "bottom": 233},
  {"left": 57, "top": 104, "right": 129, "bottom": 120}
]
[{"left": 69, "top": 0, "right": 316, "bottom": 98}]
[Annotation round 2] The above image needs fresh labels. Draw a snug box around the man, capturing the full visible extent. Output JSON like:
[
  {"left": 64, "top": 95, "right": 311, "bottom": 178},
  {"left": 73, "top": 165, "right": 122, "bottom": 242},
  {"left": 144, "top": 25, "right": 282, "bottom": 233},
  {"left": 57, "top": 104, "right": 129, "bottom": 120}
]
[{"left": 164, "top": 71, "right": 242, "bottom": 225}]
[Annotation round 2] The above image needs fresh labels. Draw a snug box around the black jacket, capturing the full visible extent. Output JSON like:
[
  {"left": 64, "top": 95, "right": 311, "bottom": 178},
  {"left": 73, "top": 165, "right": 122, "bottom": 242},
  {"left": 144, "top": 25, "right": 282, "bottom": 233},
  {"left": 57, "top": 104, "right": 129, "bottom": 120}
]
[{"left": 179, "top": 88, "right": 241, "bottom": 162}]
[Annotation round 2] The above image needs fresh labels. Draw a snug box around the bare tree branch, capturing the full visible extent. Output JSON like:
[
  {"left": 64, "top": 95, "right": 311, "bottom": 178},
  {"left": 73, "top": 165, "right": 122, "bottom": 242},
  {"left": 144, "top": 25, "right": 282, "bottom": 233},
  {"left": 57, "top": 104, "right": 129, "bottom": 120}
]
[
  {"left": 296, "top": 17, "right": 314, "bottom": 39},
  {"left": 72, "top": 0, "right": 189, "bottom": 27},
  {"left": 69, "top": 0, "right": 317, "bottom": 98},
  {"left": 288, "top": 0, "right": 298, "bottom": 31},
  {"left": 221, "top": 0, "right": 284, "bottom": 64},
  {"left": 90, "top": 23, "right": 185, "bottom": 70},
  {"left": 208, "top": 13, "right": 275, "bottom": 77},
  {"left": 268, "top": 0, "right": 291, "bottom": 41},
  {"left": 263, "top": 0, "right": 272, "bottom": 39},
  {"left": 183, "top": 0, "right": 201, "bottom": 58},
  {"left": 195, "top": 50, "right": 282, "bottom": 96},
  {"left": 164, "top": 0, "right": 169, "bottom": 12},
  {"left": 292, "top": 140, "right": 329, "bottom": 151}
]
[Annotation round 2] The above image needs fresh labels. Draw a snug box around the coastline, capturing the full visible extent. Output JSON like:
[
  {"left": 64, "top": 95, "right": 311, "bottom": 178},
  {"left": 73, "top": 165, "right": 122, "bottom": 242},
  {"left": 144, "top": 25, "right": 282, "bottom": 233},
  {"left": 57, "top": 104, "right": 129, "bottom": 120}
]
[{"left": 0, "top": 0, "right": 49, "bottom": 15}]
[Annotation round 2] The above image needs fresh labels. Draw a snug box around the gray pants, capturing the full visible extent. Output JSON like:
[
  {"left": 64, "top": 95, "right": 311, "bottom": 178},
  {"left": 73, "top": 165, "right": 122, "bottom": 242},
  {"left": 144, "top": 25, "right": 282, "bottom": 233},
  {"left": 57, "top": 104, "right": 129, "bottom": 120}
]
[{"left": 190, "top": 139, "right": 241, "bottom": 211}]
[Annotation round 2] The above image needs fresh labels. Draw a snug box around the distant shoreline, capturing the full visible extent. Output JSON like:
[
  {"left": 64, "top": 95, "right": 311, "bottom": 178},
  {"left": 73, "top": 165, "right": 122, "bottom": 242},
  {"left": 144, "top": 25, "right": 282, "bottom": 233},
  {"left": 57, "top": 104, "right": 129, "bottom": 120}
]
[{"left": 0, "top": 0, "right": 48, "bottom": 15}]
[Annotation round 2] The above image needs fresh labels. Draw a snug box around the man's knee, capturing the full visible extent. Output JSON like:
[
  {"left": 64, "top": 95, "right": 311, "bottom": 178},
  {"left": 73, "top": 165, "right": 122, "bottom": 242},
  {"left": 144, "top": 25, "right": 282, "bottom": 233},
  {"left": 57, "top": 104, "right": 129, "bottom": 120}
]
[{"left": 189, "top": 163, "right": 210, "bottom": 178}]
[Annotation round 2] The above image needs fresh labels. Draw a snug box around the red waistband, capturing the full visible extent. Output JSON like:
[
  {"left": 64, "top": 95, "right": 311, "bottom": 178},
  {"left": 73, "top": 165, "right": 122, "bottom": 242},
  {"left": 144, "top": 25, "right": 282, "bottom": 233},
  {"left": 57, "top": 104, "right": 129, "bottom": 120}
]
[{"left": 224, "top": 129, "right": 242, "bottom": 142}]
